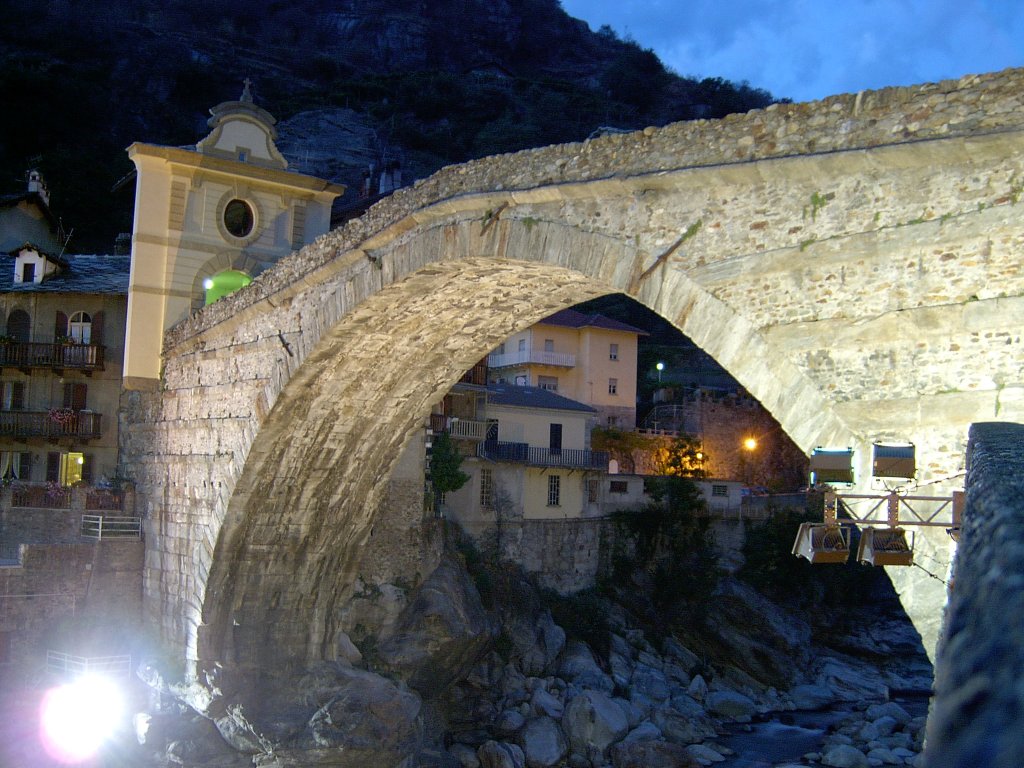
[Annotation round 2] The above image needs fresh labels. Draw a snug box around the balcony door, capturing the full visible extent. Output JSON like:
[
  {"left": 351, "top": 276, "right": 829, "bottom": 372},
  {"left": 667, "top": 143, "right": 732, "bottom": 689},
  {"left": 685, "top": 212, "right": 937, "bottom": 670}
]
[{"left": 549, "top": 423, "right": 562, "bottom": 455}]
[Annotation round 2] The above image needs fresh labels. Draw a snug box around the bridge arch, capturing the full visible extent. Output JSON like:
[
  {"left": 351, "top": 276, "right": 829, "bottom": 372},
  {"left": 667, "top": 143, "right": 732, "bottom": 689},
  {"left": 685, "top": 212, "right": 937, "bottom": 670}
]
[{"left": 125, "top": 69, "right": 1024, "bottom": 691}]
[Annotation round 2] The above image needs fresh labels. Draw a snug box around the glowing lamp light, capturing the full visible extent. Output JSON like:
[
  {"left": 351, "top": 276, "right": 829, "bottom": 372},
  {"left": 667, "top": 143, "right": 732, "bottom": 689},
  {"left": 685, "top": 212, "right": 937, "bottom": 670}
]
[
  {"left": 743, "top": 437, "right": 758, "bottom": 451},
  {"left": 40, "top": 674, "right": 124, "bottom": 763},
  {"left": 202, "top": 278, "right": 215, "bottom": 290}
]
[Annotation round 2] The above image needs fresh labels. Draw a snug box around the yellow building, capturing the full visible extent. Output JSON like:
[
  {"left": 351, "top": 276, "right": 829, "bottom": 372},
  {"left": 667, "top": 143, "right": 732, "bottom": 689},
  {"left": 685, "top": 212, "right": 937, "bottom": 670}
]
[
  {"left": 442, "top": 384, "right": 608, "bottom": 531},
  {"left": 487, "top": 309, "right": 645, "bottom": 429},
  {"left": 123, "top": 81, "right": 345, "bottom": 388}
]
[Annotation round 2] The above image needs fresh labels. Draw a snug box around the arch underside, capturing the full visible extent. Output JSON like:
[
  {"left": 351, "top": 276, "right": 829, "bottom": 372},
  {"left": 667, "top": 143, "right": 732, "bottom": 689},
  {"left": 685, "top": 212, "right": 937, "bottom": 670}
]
[{"left": 165, "top": 130, "right": 1024, "bottom": 679}]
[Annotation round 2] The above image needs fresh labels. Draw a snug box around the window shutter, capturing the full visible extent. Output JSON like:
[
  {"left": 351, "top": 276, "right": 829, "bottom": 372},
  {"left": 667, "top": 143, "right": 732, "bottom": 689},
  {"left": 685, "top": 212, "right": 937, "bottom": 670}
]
[
  {"left": 55, "top": 312, "right": 68, "bottom": 341},
  {"left": 81, "top": 454, "right": 94, "bottom": 484},
  {"left": 90, "top": 311, "right": 104, "bottom": 345},
  {"left": 10, "top": 382, "right": 24, "bottom": 411},
  {"left": 46, "top": 452, "right": 60, "bottom": 483},
  {"left": 19, "top": 452, "right": 32, "bottom": 481},
  {"left": 63, "top": 383, "right": 87, "bottom": 410}
]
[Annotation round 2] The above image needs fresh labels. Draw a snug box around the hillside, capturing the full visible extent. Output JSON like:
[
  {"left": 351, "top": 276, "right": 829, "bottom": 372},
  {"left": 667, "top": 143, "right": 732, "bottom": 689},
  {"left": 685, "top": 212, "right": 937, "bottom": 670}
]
[{"left": 0, "top": 0, "right": 775, "bottom": 253}]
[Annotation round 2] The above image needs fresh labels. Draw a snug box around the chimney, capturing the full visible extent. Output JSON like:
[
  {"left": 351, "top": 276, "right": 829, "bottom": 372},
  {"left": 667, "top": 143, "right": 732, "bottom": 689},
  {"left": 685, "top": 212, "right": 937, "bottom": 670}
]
[{"left": 27, "top": 170, "right": 50, "bottom": 207}]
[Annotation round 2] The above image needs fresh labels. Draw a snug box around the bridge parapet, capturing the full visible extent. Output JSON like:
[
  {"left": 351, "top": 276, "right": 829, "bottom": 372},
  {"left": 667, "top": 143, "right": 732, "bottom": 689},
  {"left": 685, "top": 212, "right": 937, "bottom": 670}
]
[
  {"left": 166, "top": 67, "right": 1024, "bottom": 351},
  {"left": 927, "top": 422, "right": 1024, "bottom": 766}
]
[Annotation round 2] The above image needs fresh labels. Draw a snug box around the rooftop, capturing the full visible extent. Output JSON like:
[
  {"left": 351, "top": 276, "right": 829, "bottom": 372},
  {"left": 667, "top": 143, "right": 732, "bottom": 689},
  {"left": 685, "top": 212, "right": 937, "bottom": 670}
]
[
  {"left": 0, "top": 254, "right": 130, "bottom": 295},
  {"left": 538, "top": 308, "right": 647, "bottom": 336},
  {"left": 487, "top": 384, "right": 596, "bottom": 413}
]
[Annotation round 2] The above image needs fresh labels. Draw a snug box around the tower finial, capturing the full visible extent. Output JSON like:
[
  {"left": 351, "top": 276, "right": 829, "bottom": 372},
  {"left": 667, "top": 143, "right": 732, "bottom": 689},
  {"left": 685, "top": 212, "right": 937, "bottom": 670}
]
[{"left": 240, "top": 78, "right": 254, "bottom": 103}]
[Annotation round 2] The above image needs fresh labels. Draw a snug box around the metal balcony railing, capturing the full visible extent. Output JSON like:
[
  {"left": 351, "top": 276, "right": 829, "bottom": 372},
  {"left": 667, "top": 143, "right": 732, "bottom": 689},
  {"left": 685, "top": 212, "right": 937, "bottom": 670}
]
[
  {"left": 478, "top": 441, "right": 609, "bottom": 470},
  {"left": 487, "top": 349, "right": 576, "bottom": 369},
  {"left": 0, "top": 342, "right": 105, "bottom": 372},
  {"left": 12, "top": 483, "right": 71, "bottom": 509},
  {"left": 81, "top": 515, "right": 142, "bottom": 539},
  {"left": 0, "top": 410, "right": 101, "bottom": 440},
  {"left": 46, "top": 650, "right": 132, "bottom": 679}
]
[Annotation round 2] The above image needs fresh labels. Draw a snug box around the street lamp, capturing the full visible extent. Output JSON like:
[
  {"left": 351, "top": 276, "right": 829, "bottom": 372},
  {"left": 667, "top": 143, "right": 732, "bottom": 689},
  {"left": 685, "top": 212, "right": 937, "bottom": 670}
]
[
  {"left": 743, "top": 437, "right": 757, "bottom": 452},
  {"left": 656, "top": 361, "right": 664, "bottom": 383}
]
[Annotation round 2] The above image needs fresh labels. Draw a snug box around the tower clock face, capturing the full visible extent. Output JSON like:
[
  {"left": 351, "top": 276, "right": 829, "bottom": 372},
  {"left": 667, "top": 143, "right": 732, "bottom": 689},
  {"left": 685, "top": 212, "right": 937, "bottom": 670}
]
[{"left": 223, "top": 199, "right": 255, "bottom": 238}]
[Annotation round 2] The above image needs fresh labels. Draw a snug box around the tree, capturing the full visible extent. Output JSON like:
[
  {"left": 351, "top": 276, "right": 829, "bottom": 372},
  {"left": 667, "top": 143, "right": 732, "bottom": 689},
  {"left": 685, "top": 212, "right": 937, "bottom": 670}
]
[
  {"left": 430, "top": 431, "right": 469, "bottom": 499},
  {"left": 650, "top": 435, "right": 707, "bottom": 478}
]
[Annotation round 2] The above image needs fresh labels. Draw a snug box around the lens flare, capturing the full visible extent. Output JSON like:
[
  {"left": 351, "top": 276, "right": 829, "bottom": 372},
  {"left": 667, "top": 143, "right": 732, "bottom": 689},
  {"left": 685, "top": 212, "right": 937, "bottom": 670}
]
[{"left": 40, "top": 675, "right": 123, "bottom": 763}]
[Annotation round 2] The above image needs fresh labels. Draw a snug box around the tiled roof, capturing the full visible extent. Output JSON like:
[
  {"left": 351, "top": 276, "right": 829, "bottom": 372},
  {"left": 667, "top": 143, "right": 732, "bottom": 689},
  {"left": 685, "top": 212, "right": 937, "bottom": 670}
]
[
  {"left": 487, "top": 384, "right": 596, "bottom": 413},
  {"left": 0, "top": 254, "right": 130, "bottom": 295},
  {"left": 538, "top": 308, "right": 647, "bottom": 335}
]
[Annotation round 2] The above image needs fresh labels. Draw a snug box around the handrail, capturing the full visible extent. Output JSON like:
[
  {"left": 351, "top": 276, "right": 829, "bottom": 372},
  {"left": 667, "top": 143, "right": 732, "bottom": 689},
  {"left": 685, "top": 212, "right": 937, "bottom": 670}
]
[
  {"left": 46, "top": 650, "right": 132, "bottom": 678},
  {"left": 487, "top": 349, "right": 576, "bottom": 369},
  {"left": 0, "top": 410, "right": 102, "bottom": 439},
  {"left": 0, "top": 342, "right": 105, "bottom": 371},
  {"left": 81, "top": 515, "right": 142, "bottom": 539},
  {"left": 478, "top": 441, "right": 608, "bottom": 470}
]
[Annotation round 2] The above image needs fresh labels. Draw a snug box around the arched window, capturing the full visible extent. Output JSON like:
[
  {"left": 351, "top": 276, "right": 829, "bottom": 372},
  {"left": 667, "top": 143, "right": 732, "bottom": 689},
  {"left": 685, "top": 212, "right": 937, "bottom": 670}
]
[
  {"left": 6, "top": 310, "right": 29, "bottom": 342},
  {"left": 69, "top": 311, "right": 92, "bottom": 344},
  {"left": 203, "top": 270, "right": 252, "bottom": 306}
]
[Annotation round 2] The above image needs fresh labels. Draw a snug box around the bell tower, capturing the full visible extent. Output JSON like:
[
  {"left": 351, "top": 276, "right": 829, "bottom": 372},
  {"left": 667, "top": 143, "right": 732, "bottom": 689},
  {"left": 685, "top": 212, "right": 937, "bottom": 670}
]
[{"left": 123, "top": 82, "right": 345, "bottom": 388}]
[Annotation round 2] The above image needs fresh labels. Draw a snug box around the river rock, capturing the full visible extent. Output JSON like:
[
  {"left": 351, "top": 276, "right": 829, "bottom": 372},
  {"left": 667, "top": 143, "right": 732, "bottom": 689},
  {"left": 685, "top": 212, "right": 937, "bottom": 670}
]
[
  {"left": 687, "top": 675, "right": 709, "bottom": 702},
  {"left": 609, "top": 739, "right": 698, "bottom": 768},
  {"left": 508, "top": 609, "right": 566, "bottom": 677},
  {"left": 531, "top": 687, "right": 563, "bottom": 719},
  {"left": 790, "top": 683, "right": 834, "bottom": 710},
  {"left": 377, "top": 555, "right": 496, "bottom": 693},
  {"left": 865, "top": 702, "right": 912, "bottom": 726},
  {"left": 496, "top": 709, "right": 526, "bottom": 735},
  {"left": 620, "top": 721, "right": 662, "bottom": 744},
  {"left": 705, "top": 689, "right": 757, "bottom": 719},
  {"left": 478, "top": 740, "right": 526, "bottom": 768},
  {"left": 822, "top": 744, "right": 870, "bottom": 768},
  {"left": 866, "top": 746, "right": 902, "bottom": 764},
  {"left": 815, "top": 657, "right": 889, "bottom": 702},
  {"left": 687, "top": 743, "right": 727, "bottom": 764},
  {"left": 562, "top": 689, "right": 629, "bottom": 755},
  {"left": 558, "top": 641, "right": 614, "bottom": 693},
  {"left": 652, "top": 707, "right": 716, "bottom": 745},
  {"left": 631, "top": 663, "right": 670, "bottom": 702},
  {"left": 518, "top": 717, "right": 568, "bottom": 768},
  {"left": 451, "top": 742, "right": 482, "bottom": 768}
]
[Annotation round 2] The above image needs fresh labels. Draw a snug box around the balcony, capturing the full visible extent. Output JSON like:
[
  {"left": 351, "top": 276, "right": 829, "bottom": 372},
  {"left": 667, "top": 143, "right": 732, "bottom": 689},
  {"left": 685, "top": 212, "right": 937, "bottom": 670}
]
[
  {"left": 478, "top": 441, "right": 609, "bottom": 470},
  {"left": 430, "top": 414, "right": 490, "bottom": 441},
  {"left": 487, "top": 349, "right": 576, "bottom": 369},
  {"left": 0, "top": 341, "right": 105, "bottom": 373},
  {"left": 0, "top": 409, "right": 102, "bottom": 440}
]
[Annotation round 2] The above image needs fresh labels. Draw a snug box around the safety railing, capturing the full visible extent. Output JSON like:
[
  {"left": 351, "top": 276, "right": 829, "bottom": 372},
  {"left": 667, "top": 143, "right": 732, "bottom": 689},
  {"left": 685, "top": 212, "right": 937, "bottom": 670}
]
[
  {"left": 46, "top": 650, "right": 132, "bottom": 678},
  {"left": 81, "top": 515, "right": 142, "bottom": 540},
  {"left": 478, "top": 441, "right": 609, "bottom": 470},
  {"left": 0, "top": 342, "right": 105, "bottom": 372}
]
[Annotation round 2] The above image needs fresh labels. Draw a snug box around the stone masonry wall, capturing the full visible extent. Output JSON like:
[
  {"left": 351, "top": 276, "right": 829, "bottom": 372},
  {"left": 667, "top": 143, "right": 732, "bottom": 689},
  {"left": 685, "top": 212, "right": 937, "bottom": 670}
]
[
  {"left": 925, "top": 422, "right": 1024, "bottom": 767},
  {"left": 126, "top": 68, "right": 1024, "bottom": 674}
]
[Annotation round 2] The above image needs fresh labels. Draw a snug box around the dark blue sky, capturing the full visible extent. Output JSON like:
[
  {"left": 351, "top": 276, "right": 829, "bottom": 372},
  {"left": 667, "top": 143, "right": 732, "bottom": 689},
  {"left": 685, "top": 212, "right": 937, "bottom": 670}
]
[{"left": 561, "top": 0, "right": 1024, "bottom": 102}]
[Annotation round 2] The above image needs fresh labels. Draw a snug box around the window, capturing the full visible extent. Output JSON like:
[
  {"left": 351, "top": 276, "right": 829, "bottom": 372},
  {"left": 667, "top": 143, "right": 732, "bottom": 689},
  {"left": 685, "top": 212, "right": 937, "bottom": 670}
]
[
  {"left": 609, "top": 343, "right": 619, "bottom": 360},
  {"left": 547, "top": 474, "right": 561, "bottom": 506},
  {"left": 63, "top": 382, "right": 87, "bottom": 411},
  {"left": 518, "top": 338, "right": 526, "bottom": 352},
  {"left": 223, "top": 199, "right": 255, "bottom": 238},
  {"left": 608, "top": 378, "right": 618, "bottom": 395},
  {"left": 537, "top": 376, "right": 558, "bottom": 392},
  {"left": 480, "top": 468, "right": 493, "bottom": 509},
  {"left": 712, "top": 484, "right": 728, "bottom": 497},
  {"left": 0, "top": 451, "right": 30, "bottom": 480},
  {"left": 587, "top": 478, "right": 599, "bottom": 503},
  {"left": 68, "top": 312, "right": 92, "bottom": 344},
  {"left": 610, "top": 480, "right": 629, "bottom": 494},
  {"left": 606, "top": 416, "right": 618, "bottom": 427},
  {"left": 6, "top": 310, "right": 29, "bottom": 342},
  {"left": 47, "top": 451, "right": 92, "bottom": 486},
  {"left": 1, "top": 382, "right": 24, "bottom": 411},
  {"left": 497, "top": 343, "right": 505, "bottom": 355},
  {"left": 549, "top": 423, "right": 562, "bottom": 454},
  {"left": 21, "top": 263, "right": 34, "bottom": 284},
  {"left": 544, "top": 339, "right": 554, "bottom": 352}
]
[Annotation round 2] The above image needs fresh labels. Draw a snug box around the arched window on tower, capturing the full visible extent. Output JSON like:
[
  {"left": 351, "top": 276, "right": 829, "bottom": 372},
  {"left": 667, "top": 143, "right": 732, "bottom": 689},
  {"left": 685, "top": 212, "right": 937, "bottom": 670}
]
[{"left": 203, "top": 270, "right": 252, "bottom": 306}]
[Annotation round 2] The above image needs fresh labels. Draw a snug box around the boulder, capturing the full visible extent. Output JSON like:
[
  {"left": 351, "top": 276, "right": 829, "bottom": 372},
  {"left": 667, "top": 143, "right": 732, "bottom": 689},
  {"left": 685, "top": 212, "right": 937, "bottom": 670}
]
[
  {"left": 531, "top": 688, "right": 564, "bottom": 719},
  {"left": 451, "top": 743, "right": 482, "bottom": 768},
  {"left": 790, "top": 683, "right": 834, "bottom": 710},
  {"left": 821, "top": 744, "right": 870, "bottom": 768},
  {"left": 652, "top": 708, "right": 716, "bottom": 745},
  {"left": 815, "top": 658, "right": 889, "bottom": 702},
  {"left": 478, "top": 740, "right": 526, "bottom": 768},
  {"left": 562, "top": 689, "right": 629, "bottom": 755},
  {"left": 495, "top": 709, "right": 526, "bottom": 735},
  {"left": 619, "top": 721, "right": 662, "bottom": 744},
  {"left": 686, "top": 743, "right": 727, "bottom": 764},
  {"left": 865, "top": 702, "right": 912, "bottom": 726},
  {"left": 630, "top": 663, "right": 670, "bottom": 702},
  {"left": 557, "top": 641, "right": 614, "bottom": 693},
  {"left": 517, "top": 717, "right": 568, "bottom": 768},
  {"left": 705, "top": 689, "right": 757, "bottom": 720},
  {"left": 610, "top": 739, "right": 698, "bottom": 768},
  {"left": 507, "top": 609, "right": 566, "bottom": 677},
  {"left": 686, "top": 675, "right": 709, "bottom": 702},
  {"left": 378, "top": 555, "right": 496, "bottom": 694}
]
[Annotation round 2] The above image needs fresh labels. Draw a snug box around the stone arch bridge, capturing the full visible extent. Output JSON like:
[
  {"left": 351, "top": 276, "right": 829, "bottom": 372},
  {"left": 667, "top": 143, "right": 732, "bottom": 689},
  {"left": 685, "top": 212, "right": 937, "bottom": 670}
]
[{"left": 123, "top": 69, "right": 1024, "bottom": 694}]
